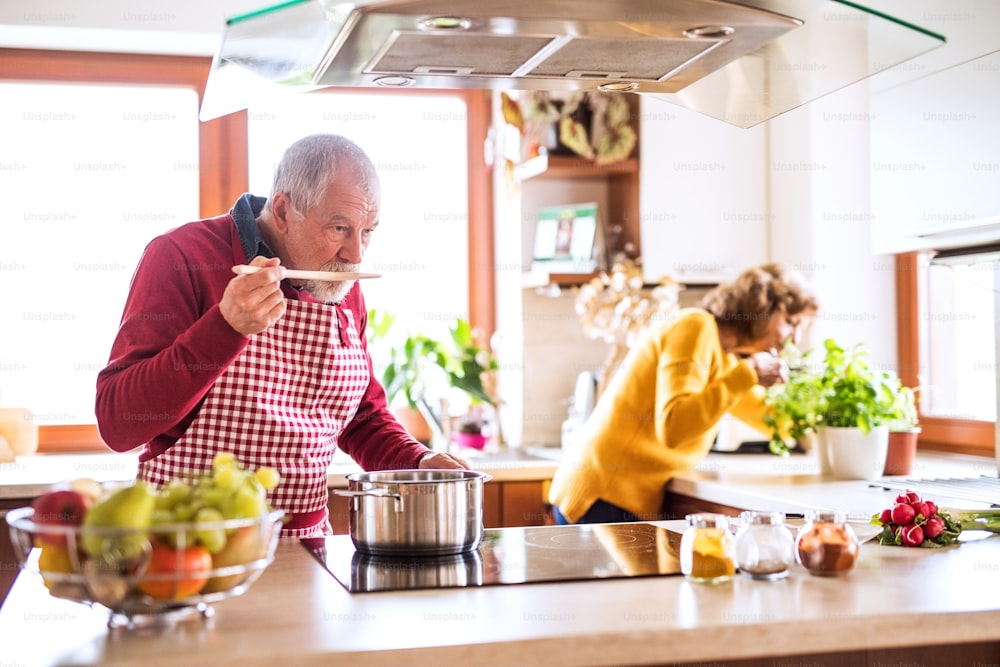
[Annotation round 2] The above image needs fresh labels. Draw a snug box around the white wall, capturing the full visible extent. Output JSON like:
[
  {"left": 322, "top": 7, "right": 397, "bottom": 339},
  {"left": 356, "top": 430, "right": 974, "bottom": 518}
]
[{"left": 767, "top": 82, "right": 897, "bottom": 369}]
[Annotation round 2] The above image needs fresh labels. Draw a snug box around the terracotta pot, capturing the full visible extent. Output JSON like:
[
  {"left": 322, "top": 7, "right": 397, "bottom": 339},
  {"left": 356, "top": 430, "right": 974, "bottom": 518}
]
[
  {"left": 883, "top": 429, "right": 920, "bottom": 476},
  {"left": 392, "top": 406, "right": 432, "bottom": 445}
]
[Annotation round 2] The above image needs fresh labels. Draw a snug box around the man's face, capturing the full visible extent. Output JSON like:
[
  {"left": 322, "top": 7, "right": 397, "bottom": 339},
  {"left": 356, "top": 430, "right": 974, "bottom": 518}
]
[{"left": 281, "top": 172, "right": 380, "bottom": 303}]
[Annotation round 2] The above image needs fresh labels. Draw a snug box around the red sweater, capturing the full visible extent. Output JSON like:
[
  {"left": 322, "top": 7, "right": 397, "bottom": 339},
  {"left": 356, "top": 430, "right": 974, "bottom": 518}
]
[{"left": 95, "top": 197, "right": 428, "bottom": 472}]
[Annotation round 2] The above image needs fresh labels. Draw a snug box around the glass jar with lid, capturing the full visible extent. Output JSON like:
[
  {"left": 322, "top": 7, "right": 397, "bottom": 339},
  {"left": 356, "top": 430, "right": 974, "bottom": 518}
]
[
  {"left": 680, "top": 513, "right": 736, "bottom": 584},
  {"left": 734, "top": 510, "right": 795, "bottom": 580},
  {"left": 794, "top": 509, "right": 860, "bottom": 576}
]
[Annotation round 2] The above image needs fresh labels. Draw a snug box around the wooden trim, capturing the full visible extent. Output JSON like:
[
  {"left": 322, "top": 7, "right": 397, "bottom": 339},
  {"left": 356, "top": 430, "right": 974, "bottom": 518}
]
[
  {"left": 465, "top": 90, "right": 496, "bottom": 336},
  {"left": 37, "top": 425, "right": 107, "bottom": 454},
  {"left": 895, "top": 253, "right": 994, "bottom": 456},
  {"left": 895, "top": 252, "right": 920, "bottom": 388}
]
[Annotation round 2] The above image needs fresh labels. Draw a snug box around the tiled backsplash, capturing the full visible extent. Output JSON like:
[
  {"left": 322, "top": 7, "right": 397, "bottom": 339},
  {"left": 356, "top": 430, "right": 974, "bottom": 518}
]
[{"left": 520, "top": 284, "right": 710, "bottom": 446}]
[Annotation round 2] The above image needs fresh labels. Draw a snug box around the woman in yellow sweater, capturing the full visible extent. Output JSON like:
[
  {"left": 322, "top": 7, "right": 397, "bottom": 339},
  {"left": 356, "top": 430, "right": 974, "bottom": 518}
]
[{"left": 549, "top": 263, "right": 818, "bottom": 524}]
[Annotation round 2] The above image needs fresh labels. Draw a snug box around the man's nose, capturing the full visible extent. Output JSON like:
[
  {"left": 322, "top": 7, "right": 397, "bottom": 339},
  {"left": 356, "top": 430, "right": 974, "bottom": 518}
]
[{"left": 339, "top": 232, "right": 364, "bottom": 264}]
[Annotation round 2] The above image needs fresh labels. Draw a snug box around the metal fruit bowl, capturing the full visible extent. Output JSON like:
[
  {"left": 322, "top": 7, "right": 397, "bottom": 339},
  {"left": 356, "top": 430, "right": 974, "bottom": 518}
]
[{"left": 6, "top": 507, "right": 284, "bottom": 627}]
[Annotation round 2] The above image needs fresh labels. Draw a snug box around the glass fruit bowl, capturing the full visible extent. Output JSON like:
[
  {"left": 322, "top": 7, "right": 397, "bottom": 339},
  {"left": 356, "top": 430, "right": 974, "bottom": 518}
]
[{"left": 6, "top": 506, "right": 284, "bottom": 627}]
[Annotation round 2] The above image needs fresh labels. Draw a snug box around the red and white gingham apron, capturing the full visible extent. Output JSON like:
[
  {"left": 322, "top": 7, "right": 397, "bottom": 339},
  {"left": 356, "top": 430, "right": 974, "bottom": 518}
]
[{"left": 138, "top": 298, "right": 369, "bottom": 539}]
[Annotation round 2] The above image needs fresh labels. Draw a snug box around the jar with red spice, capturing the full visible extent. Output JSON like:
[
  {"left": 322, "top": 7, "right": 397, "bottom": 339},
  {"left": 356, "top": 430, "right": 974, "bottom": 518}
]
[{"left": 794, "top": 509, "right": 860, "bottom": 576}]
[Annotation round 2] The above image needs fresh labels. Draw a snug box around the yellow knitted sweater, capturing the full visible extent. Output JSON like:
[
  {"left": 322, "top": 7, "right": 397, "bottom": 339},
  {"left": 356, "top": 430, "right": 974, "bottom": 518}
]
[{"left": 548, "top": 308, "right": 770, "bottom": 523}]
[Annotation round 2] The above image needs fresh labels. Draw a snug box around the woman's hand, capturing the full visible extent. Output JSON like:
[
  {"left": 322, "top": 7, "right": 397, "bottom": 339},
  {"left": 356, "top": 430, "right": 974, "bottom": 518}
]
[{"left": 746, "top": 350, "right": 789, "bottom": 387}]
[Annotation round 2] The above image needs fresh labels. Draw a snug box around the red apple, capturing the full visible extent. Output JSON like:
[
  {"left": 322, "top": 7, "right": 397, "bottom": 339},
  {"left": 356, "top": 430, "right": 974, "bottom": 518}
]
[{"left": 31, "top": 489, "right": 92, "bottom": 546}]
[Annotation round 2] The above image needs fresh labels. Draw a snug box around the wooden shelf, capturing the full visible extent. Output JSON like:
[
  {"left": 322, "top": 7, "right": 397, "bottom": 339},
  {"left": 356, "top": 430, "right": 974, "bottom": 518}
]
[
  {"left": 522, "top": 270, "right": 599, "bottom": 288},
  {"left": 532, "top": 155, "right": 639, "bottom": 179}
]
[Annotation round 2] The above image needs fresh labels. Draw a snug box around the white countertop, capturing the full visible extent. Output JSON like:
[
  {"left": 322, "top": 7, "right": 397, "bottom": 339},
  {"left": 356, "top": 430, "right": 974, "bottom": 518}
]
[
  {"left": 670, "top": 448, "right": 999, "bottom": 515},
  {"left": 0, "top": 447, "right": 561, "bottom": 500}
]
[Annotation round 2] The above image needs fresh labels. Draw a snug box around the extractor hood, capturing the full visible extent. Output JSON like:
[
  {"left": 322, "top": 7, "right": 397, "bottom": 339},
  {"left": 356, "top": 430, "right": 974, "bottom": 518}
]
[{"left": 199, "top": 0, "right": 944, "bottom": 127}]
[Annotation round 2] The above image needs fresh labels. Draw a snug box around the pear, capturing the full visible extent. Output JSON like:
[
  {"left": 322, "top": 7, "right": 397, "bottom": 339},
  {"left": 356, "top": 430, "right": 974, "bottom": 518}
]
[{"left": 81, "top": 481, "right": 156, "bottom": 560}]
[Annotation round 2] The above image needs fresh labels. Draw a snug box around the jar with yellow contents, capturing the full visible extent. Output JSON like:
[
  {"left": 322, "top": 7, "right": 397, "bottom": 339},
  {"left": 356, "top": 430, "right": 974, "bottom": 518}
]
[{"left": 680, "top": 513, "right": 736, "bottom": 583}]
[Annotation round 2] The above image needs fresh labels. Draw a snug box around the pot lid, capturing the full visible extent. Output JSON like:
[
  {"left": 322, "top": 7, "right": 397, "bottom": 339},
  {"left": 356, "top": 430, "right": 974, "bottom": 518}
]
[{"left": 199, "top": 0, "right": 944, "bottom": 127}]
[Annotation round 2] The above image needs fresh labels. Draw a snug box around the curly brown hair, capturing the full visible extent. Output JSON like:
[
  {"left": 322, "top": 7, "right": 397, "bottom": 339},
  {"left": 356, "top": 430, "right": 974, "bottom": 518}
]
[{"left": 698, "top": 263, "right": 818, "bottom": 343}]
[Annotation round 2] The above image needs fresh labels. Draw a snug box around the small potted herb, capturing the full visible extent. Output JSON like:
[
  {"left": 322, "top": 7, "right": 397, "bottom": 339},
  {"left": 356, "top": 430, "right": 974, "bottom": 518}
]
[{"left": 765, "top": 339, "right": 899, "bottom": 480}]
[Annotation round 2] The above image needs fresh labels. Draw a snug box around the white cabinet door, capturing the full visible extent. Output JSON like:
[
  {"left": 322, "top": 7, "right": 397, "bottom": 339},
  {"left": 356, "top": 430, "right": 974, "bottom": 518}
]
[
  {"left": 870, "top": 51, "right": 1000, "bottom": 254},
  {"left": 638, "top": 97, "right": 769, "bottom": 285}
]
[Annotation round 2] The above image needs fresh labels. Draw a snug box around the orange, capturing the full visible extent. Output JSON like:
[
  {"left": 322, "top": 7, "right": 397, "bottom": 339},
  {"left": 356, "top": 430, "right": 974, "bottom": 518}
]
[{"left": 136, "top": 540, "right": 212, "bottom": 600}]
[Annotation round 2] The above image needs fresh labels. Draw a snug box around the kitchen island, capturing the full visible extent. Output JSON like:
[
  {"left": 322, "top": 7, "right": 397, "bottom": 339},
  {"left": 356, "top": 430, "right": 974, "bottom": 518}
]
[
  {"left": 2, "top": 519, "right": 999, "bottom": 666},
  {"left": 3, "top": 449, "right": 999, "bottom": 666}
]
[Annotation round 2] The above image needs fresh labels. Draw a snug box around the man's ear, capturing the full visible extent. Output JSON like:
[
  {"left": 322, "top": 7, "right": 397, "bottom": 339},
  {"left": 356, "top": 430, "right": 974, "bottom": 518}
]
[{"left": 270, "top": 192, "right": 293, "bottom": 233}]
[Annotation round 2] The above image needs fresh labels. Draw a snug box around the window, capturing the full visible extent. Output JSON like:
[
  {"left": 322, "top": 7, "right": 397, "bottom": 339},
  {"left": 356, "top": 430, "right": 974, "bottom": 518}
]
[
  {"left": 897, "top": 252, "right": 996, "bottom": 456},
  {"left": 919, "top": 257, "right": 996, "bottom": 421},
  {"left": 0, "top": 51, "right": 493, "bottom": 452},
  {"left": 245, "top": 91, "right": 470, "bottom": 371},
  {"left": 0, "top": 81, "right": 199, "bottom": 425}
]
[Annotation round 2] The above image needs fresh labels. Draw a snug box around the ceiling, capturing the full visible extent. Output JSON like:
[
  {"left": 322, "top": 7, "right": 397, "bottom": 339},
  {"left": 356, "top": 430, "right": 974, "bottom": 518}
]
[{"left": 2, "top": 0, "right": 999, "bottom": 101}]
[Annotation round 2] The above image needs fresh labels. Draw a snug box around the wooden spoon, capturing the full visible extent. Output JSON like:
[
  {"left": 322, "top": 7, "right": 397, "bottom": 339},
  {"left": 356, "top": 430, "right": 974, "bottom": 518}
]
[{"left": 232, "top": 265, "right": 381, "bottom": 281}]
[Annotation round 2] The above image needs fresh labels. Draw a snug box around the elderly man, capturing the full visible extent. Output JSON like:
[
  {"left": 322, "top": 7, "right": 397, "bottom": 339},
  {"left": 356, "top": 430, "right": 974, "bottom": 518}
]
[{"left": 96, "top": 134, "right": 466, "bottom": 538}]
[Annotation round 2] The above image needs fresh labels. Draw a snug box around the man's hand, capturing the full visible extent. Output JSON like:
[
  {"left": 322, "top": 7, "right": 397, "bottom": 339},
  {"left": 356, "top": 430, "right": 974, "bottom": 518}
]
[
  {"left": 418, "top": 451, "right": 470, "bottom": 470},
  {"left": 221, "top": 256, "right": 286, "bottom": 336}
]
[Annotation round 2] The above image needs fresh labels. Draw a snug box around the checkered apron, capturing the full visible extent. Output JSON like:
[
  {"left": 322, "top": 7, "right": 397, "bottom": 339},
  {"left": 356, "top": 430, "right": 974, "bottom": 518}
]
[{"left": 138, "top": 299, "right": 369, "bottom": 538}]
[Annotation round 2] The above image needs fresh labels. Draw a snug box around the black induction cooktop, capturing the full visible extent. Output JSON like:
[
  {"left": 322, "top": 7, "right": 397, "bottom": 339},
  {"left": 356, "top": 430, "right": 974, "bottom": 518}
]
[{"left": 301, "top": 522, "right": 684, "bottom": 594}]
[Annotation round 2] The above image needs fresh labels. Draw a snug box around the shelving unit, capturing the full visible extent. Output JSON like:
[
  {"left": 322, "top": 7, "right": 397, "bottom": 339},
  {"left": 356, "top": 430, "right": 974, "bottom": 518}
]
[{"left": 521, "top": 154, "right": 641, "bottom": 288}]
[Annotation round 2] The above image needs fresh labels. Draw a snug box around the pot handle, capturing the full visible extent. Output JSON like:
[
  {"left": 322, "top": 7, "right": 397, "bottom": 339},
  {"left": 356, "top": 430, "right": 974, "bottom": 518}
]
[{"left": 332, "top": 488, "right": 403, "bottom": 510}]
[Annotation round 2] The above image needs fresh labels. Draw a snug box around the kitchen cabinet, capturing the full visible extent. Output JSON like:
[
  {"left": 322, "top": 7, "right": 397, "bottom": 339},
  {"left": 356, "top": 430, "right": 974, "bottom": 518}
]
[
  {"left": 327, "top": 480, "right": 555, "bottom": 531},
  {"left": 870, "top": 51, "right": 1000, "bottom": 254},
  {"left": 638, "top": 97, "right": 769, "bottom": 285},
  {"left": 1, "top": 500, "right": 30, "bottom": 606},
  {"left": 327, "top": 479, "right": 554, "bottom": 533}
]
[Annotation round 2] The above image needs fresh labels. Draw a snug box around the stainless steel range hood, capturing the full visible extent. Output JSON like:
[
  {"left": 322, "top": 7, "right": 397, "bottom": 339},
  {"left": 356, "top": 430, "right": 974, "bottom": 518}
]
[{"left": 199, "top": 0, "right": 944, "bottom": 127}]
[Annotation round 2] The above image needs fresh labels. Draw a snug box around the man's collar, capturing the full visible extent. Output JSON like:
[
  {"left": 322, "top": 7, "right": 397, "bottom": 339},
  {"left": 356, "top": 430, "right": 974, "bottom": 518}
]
[{"left": 231, "top": 193, "right": 274, "bottom": 261}]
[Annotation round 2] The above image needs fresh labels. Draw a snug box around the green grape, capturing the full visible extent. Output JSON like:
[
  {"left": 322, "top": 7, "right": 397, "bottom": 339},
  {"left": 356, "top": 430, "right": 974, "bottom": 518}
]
[
  {"left": 254, "top": 466, "right": 280, "bottom": 491},
  {"left": 194, "top": 507, "right": 227, "bottom": 553},
  {"left": 160, "top": 478, "right": 193, "bottom": 508},
  {"left": 200, "top": 485, "right": 230, "bottom": 510},
  {"left": 213, "top": 464, "right": 245, "bottom": 493},
  {"left": 173, "top": 501, "right": 198, "bottom": 522},
  {"left": 222, "top": 485, "right": 266, "bottom": 520},
  {"left": 212, "top": 451, "right": 237, "bottom": 471}
]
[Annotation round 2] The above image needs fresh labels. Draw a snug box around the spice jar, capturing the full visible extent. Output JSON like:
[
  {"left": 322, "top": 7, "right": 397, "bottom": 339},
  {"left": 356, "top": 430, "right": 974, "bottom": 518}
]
[
  {"left": 794, "top": 509, "right": 860, "bottom": 576},
  {"left": 734, "top": 511, "right": 795, "bottom": 580},
  {"left": 680, "top": 513, "right": 735, "bottom": 583}
]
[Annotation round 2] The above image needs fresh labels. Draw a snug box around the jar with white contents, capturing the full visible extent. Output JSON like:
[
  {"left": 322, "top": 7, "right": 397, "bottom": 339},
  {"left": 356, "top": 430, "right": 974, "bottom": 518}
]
[{"left": 734, "top": 510, "right": 795, "bottom": 580}]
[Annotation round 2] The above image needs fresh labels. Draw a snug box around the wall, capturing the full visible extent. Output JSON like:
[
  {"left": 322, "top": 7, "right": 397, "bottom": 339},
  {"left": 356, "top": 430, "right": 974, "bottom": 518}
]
[{"left": 767, "top": 81, "right": 898, "bottom": 368}]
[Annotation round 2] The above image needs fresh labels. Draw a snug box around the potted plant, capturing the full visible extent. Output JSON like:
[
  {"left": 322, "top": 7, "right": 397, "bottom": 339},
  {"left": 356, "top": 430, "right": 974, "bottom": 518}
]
[
  {"left": 764, "top": 339, "right": 899, "bottom": 480},
  {"left": 369, "top": 311, "right": 500, "bottom": 448},
  {"left": 882, "top": 377, "right": 921, "bottom": 476}
]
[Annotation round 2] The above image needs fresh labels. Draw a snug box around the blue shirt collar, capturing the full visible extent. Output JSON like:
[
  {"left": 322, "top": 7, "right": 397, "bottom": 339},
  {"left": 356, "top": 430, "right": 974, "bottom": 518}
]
[{"left": 231, "top": 193, "right": 273, "bottom": 262}]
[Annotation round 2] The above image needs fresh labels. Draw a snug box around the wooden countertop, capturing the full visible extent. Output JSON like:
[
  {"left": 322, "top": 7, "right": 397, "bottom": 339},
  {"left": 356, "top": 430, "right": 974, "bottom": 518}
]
[{"left": 2, "top": 522, "right": 999, "bottom": 666}]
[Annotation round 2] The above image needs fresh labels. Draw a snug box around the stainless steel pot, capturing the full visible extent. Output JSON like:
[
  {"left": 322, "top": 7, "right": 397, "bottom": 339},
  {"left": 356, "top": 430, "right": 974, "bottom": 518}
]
[
  {"left": 334, "top": 469, "right": 492, "bottom": 556},
  {"left": 349, "top": 550, "right": 484, "bottom": 591}
]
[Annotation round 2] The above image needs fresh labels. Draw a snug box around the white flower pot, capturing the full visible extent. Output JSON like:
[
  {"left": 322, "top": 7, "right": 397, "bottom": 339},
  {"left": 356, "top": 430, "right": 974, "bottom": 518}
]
[
  {"left": 819, "top": 425, "right": 890, "bottom": 481},
  {"left": 799, "top": 431, "right": 831, "bottom": 476}
]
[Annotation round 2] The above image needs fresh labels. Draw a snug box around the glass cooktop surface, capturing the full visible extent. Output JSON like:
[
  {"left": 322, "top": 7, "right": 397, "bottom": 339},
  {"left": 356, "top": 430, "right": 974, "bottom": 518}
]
[{"left": 302, "top": 522, "right": 683, "bottom": 594}]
